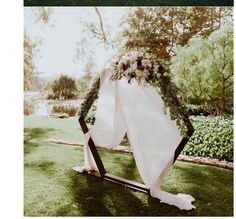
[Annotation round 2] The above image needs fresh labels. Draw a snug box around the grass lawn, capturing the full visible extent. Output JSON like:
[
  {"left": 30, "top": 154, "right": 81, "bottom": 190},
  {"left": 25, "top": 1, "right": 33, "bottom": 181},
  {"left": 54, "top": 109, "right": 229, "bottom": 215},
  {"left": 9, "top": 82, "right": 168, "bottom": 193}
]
[
  {"left": 24, "top": 0, "right": 233, "bottom": 6},
  {"left": 24, "top": 115, "right": 233, "bottom": 216}
]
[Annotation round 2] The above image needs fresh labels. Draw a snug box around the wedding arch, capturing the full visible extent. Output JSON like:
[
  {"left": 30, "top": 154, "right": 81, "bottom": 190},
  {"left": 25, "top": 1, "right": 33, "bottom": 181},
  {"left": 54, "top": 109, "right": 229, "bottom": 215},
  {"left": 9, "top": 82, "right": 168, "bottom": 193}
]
[{"left": 73, "top": 52, "right": 196, "bottom": 210}]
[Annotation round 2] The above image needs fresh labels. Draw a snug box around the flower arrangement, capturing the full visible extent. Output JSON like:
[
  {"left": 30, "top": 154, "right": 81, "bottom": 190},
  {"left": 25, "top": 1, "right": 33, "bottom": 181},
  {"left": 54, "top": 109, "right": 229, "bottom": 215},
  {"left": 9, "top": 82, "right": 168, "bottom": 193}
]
[
  {"left": 111, "top": 52, "right": 161, "bottom": 84},
  {"left": 79, "top": 52, "right": 193, "bottom": 137}
]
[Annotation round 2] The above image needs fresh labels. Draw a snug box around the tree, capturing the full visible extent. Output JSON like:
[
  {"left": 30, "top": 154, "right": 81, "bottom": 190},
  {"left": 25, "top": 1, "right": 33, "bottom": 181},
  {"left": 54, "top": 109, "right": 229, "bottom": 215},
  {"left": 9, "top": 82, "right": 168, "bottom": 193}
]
[
  {"left": 170, "top": 24, "right": 233, "bottom": 115},
  {"left": 24, "top": 8, "right": 53, "bottom": 91},
  {"left": 76, "top": 79, "right": 89, "bottom": 99},
  {"left": 50, "top": 75, "right": 78, "bottom": 100},
  {"left": 24, "top": 33, "right": 36, "bottom": 91},
  {"left": 31, "top": 7, "right": 54, "bottom": 24},
  {"left": 122, "top": 7, "right": 232, "bottom": 62}
]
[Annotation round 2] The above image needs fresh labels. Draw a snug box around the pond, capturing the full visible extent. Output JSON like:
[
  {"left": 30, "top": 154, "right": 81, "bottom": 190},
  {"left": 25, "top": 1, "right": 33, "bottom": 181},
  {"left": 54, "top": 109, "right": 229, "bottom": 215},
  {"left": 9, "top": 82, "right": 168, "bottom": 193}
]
[
  {"left": 24, "top": 92, "right": 84, "bottom": 116},
  {"left": 34, "top": 99, "right": 84, "bottom": 116}
]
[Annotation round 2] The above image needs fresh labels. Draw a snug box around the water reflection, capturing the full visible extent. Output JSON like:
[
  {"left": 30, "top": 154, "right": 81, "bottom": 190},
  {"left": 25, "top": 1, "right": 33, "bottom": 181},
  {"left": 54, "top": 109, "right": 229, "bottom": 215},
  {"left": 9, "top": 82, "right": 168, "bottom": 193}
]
[{"left": 24, "top": 91, "right": 83, "bottom": 116}]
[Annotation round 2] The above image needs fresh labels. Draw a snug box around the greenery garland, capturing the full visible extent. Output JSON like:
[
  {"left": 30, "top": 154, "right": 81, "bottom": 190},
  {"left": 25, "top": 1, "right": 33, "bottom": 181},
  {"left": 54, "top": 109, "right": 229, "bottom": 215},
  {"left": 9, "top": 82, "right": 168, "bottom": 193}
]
[
  {"left": 78, "top": 76, "right": 100, "bottom": 118},
  {"left": 150, "top": 66, "right": 191, "bottom": 136}
]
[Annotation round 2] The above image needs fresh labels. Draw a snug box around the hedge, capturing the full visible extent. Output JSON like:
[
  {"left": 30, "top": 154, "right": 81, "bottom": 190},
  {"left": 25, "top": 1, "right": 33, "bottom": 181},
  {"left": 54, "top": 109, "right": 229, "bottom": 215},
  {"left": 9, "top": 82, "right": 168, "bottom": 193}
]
[{"left": 183, "top": 116, "right": 233, "bottom": 162}]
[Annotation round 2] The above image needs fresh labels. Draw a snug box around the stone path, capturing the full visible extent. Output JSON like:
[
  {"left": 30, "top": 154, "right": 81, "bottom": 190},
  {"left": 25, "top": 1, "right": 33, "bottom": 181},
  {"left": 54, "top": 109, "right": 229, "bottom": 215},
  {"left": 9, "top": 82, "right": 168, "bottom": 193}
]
[{"left": 49, "top": 139, "right": 233, "bottom": 170}]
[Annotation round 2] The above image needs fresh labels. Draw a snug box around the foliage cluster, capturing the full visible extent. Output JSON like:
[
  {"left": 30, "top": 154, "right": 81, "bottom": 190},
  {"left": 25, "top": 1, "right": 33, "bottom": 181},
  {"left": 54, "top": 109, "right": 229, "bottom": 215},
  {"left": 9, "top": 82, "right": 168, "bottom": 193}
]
[
  {"left": 24, "top": 33, "right": 37, "bottom": 91},
  {"left": 76, "top": 79, "right": 89, "bottom": 99},
  {"left": 122, "top": 7, "right": 232, "bottom": 61},
  {"left": 85, "top": 110, "right": 96, "bottom": 125},
  {"left": 183, "top": 116, "right": 233, "bottom": 161},
  {"left": 49, "top": 75, "right": 78, "bottom": 100},
  {"left": 52, "top": 104, "right": 79, "bottom": 117},
  {"left": 186, "top": 104, "right": 211, "bottom": 116},
  {"left": 24, "top": 100, "right": 35, "bottom": 115},
  {"left": 47, "top": 75, "right": 90, "bottom": 100},
  {"left": 170, "top": 24, "right": 233, "bottom": 115}
]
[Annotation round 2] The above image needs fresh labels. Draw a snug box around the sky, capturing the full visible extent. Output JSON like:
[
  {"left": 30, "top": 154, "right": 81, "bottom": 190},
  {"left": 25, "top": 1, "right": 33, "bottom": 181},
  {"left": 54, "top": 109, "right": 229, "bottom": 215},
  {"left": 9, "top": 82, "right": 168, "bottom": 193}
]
[{"left": 24, "top": 7, "right": 129, "bottom": 79}]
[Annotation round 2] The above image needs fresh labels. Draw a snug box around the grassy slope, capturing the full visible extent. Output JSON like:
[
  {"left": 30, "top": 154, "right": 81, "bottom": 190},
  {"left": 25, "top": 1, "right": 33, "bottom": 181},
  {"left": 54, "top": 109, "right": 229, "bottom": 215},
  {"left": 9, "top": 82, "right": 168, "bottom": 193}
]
[
  {"left": 24, "top": 0, "right": 233, "bottom": 6},
  {"left": 24, "top": 115, "right": 233, "bottom": 216}
]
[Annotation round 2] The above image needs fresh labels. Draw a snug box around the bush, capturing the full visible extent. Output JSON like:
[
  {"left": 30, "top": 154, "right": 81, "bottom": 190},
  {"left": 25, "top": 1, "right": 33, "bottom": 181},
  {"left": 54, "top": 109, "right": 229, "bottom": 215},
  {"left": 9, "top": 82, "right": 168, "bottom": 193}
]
[
  {"left": 52, "top": 104, "right": 78, "bottom": 117},
  {"left": 182, "top": 116, "right": 233, "bottom": 162},
  {"left": 24, "top": 100, "right": 34, "bottom": 115},
  {"left": 48, "top": 75, "right": 78, "bottom": 100},
  {"left": 186, "top": 104, "right": 210, "bottom": 116}
]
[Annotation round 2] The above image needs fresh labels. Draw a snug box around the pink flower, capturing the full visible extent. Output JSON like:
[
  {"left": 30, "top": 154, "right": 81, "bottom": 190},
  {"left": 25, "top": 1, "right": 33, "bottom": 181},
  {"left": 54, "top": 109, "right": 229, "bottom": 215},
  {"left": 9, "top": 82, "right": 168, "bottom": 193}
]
[
  {"left": 141, "top": 59, "right": 152, "bottom": 68},
  {"left": 144, "top": 69, "right": 149, "bottom": 76}
]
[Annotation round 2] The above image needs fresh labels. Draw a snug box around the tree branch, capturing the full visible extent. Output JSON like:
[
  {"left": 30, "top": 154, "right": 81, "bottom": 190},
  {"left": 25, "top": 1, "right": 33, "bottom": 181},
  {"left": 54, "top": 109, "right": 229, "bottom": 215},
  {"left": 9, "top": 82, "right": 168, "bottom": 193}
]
[{"left": 95, "top": 7, "right": 108, "bottom": 44}]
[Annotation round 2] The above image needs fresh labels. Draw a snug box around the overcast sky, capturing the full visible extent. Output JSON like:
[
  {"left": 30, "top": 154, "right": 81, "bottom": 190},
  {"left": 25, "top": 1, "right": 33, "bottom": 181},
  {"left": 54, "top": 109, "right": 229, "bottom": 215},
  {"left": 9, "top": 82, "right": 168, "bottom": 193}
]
[{"left": 24, "top": 7, "right": 129, "bottom": 79}]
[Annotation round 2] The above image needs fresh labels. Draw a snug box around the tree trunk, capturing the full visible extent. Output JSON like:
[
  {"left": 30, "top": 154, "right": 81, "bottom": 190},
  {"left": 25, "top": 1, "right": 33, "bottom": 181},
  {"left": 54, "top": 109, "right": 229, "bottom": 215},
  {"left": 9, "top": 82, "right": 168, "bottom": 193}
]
[
  {"left": 218, "top": 79, "right": 226, "bottom": 115},
  {"left": 218, "top": 98, "right": 225, "bottom": 115}
]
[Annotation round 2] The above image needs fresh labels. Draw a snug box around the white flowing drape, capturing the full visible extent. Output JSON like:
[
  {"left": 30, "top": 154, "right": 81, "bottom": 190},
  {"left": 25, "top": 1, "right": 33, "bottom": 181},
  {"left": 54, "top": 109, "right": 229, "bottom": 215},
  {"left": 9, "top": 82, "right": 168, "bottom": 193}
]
[{"left": 73, "top": 68, "right": 195, "bottom": 210}]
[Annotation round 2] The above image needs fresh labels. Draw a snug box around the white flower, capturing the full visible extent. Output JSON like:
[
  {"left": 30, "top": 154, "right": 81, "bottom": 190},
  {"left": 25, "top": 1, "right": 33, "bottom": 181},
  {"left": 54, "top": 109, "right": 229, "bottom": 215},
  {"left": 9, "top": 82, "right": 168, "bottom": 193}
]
[
  {"left": 141, "top": 59, "right": 152, "bottom": 68},
  {"left": 131, "top": 62, "right": 138, "bottom": 71},
  {"left": 129, "top": 55, "right": 138, "bottom": 63},
  {"left": 129, "top": 52, "right": 139, "bottom": 62},
  {"left": 121, "top": 56, "right": 129, "bottom": 65}
]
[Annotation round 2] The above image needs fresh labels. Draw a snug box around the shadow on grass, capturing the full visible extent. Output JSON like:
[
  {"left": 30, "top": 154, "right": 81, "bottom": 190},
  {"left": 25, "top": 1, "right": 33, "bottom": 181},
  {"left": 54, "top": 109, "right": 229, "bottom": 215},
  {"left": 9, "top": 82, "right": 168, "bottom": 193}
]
[
  {"left": 63, "top": 160, "right": 233, "bottom": 216},
  {"left": 24, "top": 127, "right": 55, "bottom": 154},
  {"left": 67, "top": 171, "right": 144, "bottom": 216},
  {"left": 65, "top": 170, "right": 193, "bottom": 216},
  {"left": 171, "top": 164, "right": 233, "bottom": 216},
  {"left": 107, "top": 151, "right": 141, "bottom": 181},
  {"left": 25, "top": 160, "right": 57, "bottom": 175}
]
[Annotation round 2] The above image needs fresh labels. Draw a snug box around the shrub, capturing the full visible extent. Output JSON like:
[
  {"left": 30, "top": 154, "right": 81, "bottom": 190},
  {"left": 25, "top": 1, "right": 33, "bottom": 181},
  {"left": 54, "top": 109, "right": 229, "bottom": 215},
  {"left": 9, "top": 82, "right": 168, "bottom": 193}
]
[
  {"left": 182, "top": 116, "right": 233, "bottom": 162},
  {"left": 24, "top": 100, "right": 34, "bottom": 115},
  {"left": 52, "top": 104, "right": 78, "bottom": 117},
  {"left": 48, "top": 75, "right": 78, "bottom": 100},
  {"left": 186, "top": 104, "right": 210, "bottom": 116}
]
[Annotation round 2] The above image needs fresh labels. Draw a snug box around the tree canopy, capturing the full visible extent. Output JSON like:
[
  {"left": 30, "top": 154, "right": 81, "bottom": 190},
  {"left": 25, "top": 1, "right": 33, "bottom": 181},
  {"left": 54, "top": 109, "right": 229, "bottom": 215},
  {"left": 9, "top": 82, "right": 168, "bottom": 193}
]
[
  {"left": 122, "top": 7, "right": 232, "bottom": 61},
  {"left": 170, "top": 24, "right": 233, "bottom": 115},
  {"left": 50, "top": 75, "right": 78, "bottom": 100},
  {"left": 24, "top": 33, "right": 36, "bottom": 91}
]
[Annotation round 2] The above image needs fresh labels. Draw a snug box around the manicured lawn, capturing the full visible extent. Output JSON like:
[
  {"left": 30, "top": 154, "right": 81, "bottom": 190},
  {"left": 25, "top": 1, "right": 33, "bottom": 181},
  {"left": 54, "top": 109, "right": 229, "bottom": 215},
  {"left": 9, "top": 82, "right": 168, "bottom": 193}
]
[
  {"left": 24, "top": 115, "right": 233, "bottom": 216},
  {"left": 24, "top": 0, "right": 233, "bottom": 6}
]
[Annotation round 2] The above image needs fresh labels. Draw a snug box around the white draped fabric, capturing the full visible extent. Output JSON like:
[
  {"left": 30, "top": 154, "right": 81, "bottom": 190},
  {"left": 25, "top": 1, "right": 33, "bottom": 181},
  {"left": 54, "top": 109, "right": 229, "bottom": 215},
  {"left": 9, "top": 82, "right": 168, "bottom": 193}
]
[{"left": 73, "top": 68, "right": 195, "bottom": 210}]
